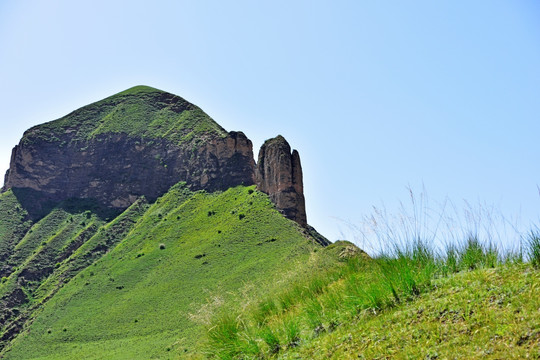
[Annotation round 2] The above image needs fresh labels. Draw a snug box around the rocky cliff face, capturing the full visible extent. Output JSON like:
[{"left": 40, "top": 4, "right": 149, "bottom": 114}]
[
  {"left": 4, "top": 130, "right": 255, "bottom": 215},
  {"left": 2, "top": 86, "right": 310, "bottom": 228},
  {"left": 256, "top": 136, "right": 307, "bottom": 227}
]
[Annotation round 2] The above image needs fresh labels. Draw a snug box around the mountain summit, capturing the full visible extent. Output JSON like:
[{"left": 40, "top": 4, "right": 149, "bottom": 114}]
[
  {"left": 3, "top": 86, "right": 313, "bottom": 230},
  {"left": 0, "top": 86, "right": 331, "bottom": 358}
]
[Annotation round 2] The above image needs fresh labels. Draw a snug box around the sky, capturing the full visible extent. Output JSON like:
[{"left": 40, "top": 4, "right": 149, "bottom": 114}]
[{"left": 1, "top": 1, "right": 539, "bottom": 250}]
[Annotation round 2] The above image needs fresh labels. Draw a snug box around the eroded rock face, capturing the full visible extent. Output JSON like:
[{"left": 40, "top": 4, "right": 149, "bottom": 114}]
[
  {"left": 4, "top": 129, "right": 310, "bottom": 228},
  {"left": 3, "top": 130, "right": 255, "bottom": 216},
  {"left": 256, "top": 135, "right": 307, "bottom": 227}
]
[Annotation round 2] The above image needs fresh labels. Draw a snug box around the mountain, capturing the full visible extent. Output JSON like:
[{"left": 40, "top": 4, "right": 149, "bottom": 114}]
[
  {"left": 3, "top": 85, "right": 309, "bottom": 228},
  {"left": 1, "top": 86, "right": 537, "bottom": 359},
  {"left": 0, "top": 86, "right": 332, "bottom": 359}
]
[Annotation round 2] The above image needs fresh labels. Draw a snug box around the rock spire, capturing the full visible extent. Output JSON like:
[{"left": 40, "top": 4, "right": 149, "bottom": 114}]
[{"left": 255, "top": 135, "right": 307, "bottom": 227}]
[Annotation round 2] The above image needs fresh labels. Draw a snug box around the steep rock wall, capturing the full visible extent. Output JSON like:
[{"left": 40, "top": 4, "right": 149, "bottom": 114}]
[{"left": 3, "top": 131, "right": 255, "bottom": 216}]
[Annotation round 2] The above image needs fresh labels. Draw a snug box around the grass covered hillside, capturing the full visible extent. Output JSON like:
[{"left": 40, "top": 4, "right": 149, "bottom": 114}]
[
  {"left": 22, "top": 85, "right": 227, "bottom": 146},
  {"left": 0, "top": 191, "right": 33, "bottom": 269},
  {"left": 202, "top": 235, "right": 540, "bottom": 359},
  {"left": 0, "top": 190, "right": 124, "bottom": 343},
  {"left": 1, "top": 184, "right": 322, "bottom": 359},
  {"left": 3, "top": 183, "right": 537, "bottom": 359},
  {"left": 294, "top": 264, "right": 539, "bottom": 359}
]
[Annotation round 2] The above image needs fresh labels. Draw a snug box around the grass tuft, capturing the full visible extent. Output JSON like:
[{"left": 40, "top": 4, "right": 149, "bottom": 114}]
[{"left": 527, "top": 230, "right": 540, "bottom": 268}]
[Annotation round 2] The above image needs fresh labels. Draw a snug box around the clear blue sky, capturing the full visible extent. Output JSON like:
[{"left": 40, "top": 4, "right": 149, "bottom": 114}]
[{"left": 1, "top": 1, "right": 539, "bottom": 248}]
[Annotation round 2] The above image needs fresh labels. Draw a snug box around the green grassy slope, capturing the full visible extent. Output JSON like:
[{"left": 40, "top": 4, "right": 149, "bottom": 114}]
[
  {"left": 292, "top": 264, "right": 539, "bottom": 359},
  {"left": 22, "top": 85, "right": 227, "bottom": 146},
  {"left": 0, "top": 195, "right": 127, "bottom": 349},
  {"left": 0, "top": 194, "right": 116, "bottom": 302},
  {"left": 2, "top": 185, "right": 319, "bottom": 359},
  {"left": 200, "top": 244, "right": 539, "bottom": 360},
  {"left": 32, "top": 198, "right": 149, "bottom": 303},
  {"left": 0, "top": 191, "right": 32, "bottom": 270}
]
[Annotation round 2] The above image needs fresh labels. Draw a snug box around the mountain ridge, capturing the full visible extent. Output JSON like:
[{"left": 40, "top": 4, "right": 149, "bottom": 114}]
[{"left": 3, "top": 86, "right": 318, "bottom": 235}]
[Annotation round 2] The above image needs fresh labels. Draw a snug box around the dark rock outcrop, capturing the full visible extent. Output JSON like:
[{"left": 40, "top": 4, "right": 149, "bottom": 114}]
[
  {"left": 5, "top": 132, "right": 254, "bottom": 208},
  {"left": 4, "top": 130, "right": 255, "bottom": 218},
  {"left": 256, "top": 135, "right": 307, "bottom": 227}
]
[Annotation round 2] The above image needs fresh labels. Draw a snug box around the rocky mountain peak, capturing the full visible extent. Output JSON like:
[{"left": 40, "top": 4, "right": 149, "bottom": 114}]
[{"left": 2, "top": 87, "right": 310, "bottom": 229}]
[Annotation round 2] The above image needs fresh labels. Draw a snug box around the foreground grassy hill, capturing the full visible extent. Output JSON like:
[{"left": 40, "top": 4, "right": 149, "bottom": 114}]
[
  {"left": 0, "top": 184, "right": 323, "bottom": 359},
  {"left": 201, "top": 238, "right": 539, "bottom": 359},
  {"left": 290, "top": 264, "right": 539, "bottom": 359}
]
